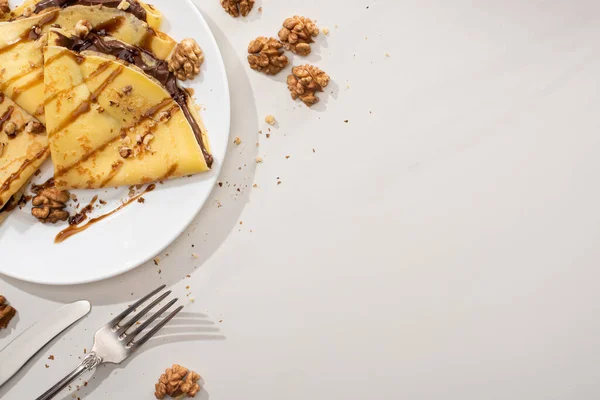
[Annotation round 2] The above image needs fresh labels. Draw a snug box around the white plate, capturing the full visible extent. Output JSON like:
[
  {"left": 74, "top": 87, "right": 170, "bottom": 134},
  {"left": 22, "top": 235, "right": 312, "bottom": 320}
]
[{"left": 0, "top": 0, "right": 230, "bottom": 285}]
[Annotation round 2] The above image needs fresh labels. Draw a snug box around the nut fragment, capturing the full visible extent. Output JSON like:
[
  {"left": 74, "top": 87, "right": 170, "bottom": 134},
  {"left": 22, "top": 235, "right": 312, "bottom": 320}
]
[
  {"left": 25, "top": 120, "right": 44, "bottom": 134},
  {"left": 220, "top": 0, "right": 254, "bottom": 17},
  {"left": 0, "top": 0, "right": 10, "bottom": 17},
  {"left": 31, "top": 187, "right": 70, "bottom": 224},
  {"left": 121, "top": 85, "right": 133, "bottom": 95},
  {"left": 278, "top": 16, "right": 319, "bottom": 56},
  {"left": 4, "top": 121, "right": 16, "bottom": 138},
  {"left": 117, "top": 0, "right": 130, "bottom": 10},
  {"left": 74, "top": 19, "right": 92, "bottom": 39},
  {"left": 0, "top": 295, "right": 16, "bottom": 329},
  {"left": 155, "top": 365, "right": 202, "bottom": 399},
  {"left": 119, "top": 146, "right": 133, "bottom": 159},
  {"left": 168, "top": 38, "right": 204, "bottom": 81},
  {"left": 265, "top": 115, "right": 275, "bottom": 125},
  {"left": 247, "top": 37, "right": 289, "bottom": 75},
  {"left": 287, "top": 64, "right": 330, "bottom": 107}
]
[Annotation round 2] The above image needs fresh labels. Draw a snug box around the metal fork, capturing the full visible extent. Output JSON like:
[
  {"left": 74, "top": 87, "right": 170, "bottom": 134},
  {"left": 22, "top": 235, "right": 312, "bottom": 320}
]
[{"left": 35, "top": 285, "right": 183, "bottom": 400}]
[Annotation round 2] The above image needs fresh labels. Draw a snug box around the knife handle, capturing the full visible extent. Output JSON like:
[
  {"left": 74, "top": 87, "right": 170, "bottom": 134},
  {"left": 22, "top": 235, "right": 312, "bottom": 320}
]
[{"left": 35, "top": 352, "right": 101, "bottom": 400}]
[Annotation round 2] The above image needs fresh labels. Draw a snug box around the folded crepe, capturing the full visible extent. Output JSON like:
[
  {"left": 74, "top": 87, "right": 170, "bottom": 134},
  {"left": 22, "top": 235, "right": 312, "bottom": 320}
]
[
  {"left": 0, "top": 91, "right": 49, "bottom": 220},
  {"left": 0, "top": 1, "right": 175, "bottom": 123},
  {"left": 45, "top": 29, "right": 212, "bottom": 190}
]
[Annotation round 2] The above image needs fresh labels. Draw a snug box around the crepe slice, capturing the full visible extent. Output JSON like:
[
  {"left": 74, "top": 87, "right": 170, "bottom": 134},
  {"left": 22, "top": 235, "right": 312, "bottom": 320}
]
[
  {"left": 1, "top": 0, "right": 165, "bottom": 31},
  {"left": 45, "top": 29, "right": 213, "bottom": 190},
  {"left": 0, "top": 91, "right": 48, "bottom": 222},
  {"left": 0, "top": 4, "right": 176, "bottom": 124}
]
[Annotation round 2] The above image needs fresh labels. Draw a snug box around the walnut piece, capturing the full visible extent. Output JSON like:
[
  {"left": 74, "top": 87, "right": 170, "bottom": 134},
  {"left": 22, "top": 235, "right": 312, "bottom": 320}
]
[
  {"left": 168, "top": 38, "right": 204, "bottom": 81},
  {"left": 4, "top": 121, "right": 16, "bottom": 138},
  {"left": 287, "top": 64, "right": 330, "bottom": 107},
  {"left": 278, "top": 16, "right": 319, "bottom": 56},
  {"left": 155, "top": 364, "right": 202, "bottom": 399},
  {"left": 31, "top": 187, "right": 70, "bottom": 224},
  {"left": 117, "top": 0, "right": 130, "bottom": 11},
  {"left": 247, "top": 37, "right": 289, "bottom": 75},
  {"left": 0, "top": 0, "right": 10, "bottom": 17},
  {"left": 221, "top": 0, "right": 254, "bottom": 17},
  {"left": 119, "top": 146, "right": 132, "bottom": 159},
  {"left": 0, "top": 295, "right": 16, "bottom": 329},
  {"left": 74, "top": 19, "right": 92, "bottom": 39},
  {"left": 25, "top": 120, "right": 44, "bottom": 134}
]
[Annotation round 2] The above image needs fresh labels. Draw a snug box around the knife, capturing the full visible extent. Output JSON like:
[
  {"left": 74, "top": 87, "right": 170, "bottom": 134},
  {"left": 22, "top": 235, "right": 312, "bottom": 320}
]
[{"left": 0, "top": 300, "right": 91, "bottom": 387}]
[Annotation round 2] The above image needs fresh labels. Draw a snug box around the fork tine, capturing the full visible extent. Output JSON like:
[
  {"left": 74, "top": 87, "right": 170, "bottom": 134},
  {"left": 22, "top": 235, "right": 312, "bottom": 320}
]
[
  {"left": 127, "top": 298, "right": 178, "bottom": 340},
  {"left": 130, "top": 304, "right": 184, "bottom": 349},
  {"left": 116, "top": 290, "right": 172, "bottom": 336},
  {"left": 108, "top": 285, "right": 166, "bottom": 327}
]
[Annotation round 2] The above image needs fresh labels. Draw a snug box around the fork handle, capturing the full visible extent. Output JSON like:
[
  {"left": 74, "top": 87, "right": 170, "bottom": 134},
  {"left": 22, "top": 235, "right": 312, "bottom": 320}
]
[{"left": 35, "top": 352, "right": 102, "bottom": 400}]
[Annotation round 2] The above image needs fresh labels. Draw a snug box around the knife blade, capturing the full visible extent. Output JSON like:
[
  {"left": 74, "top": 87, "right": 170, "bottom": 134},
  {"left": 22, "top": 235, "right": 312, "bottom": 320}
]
[{"left": 0, "top": 300, "right": 91, "bottom": 387}]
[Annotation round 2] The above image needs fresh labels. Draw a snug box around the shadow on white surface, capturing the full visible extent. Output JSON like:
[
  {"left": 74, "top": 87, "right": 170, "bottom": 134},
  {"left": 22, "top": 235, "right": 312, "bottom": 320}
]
[{"left": 1, "top": 12, "right": 260, "bottom": 305}]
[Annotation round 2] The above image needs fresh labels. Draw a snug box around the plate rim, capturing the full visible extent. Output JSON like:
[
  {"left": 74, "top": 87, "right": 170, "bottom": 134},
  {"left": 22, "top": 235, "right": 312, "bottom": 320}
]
[{"left": 0, "top": 0, "right": 231, "bottom": 285}]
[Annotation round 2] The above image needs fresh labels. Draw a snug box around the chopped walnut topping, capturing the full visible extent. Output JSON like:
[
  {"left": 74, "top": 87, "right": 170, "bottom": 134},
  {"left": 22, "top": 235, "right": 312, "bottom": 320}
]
[
  {"left": 168, "top": 38, "right": 204, "bottom": 81},
  {"left": 0, "top": 0, "right": 10, "bottom": 17},
  {"left": 287, "top": 64, "right": 330, "bottom": 107},
  {"left": 278, "top": 16, "right": 319, "bottom": 56},
  {"left": 220, "top": 0, "right": 254, "bottom": 17},
  {"left": 142, "top": 133, "right": 154, "bottom": 149},
  {"left": 31, "top": 187, "right": 70, "bottom": 224},
  {"left": 122, "top": 85, "right": 133, "bottom": 95},
  {"left": 265, "top": 115, "right": 276, "bottom": 125},
  {"left": 25, "top": 120, "right": 44, "bottom": 134},
  {"left": 74, "top": 19, "right": 92, "bottom": 39},
  {"left": 0, "top": 295, "right": 16, "bottom": 329},
  {"left": 247, "top": 37, "right": 289, "bottom": 75},
  {"left": 155, "top": 364, "right": 202, "bottom": 399},
  {"left": 117, "top": 0, "right": 130, "bottom": 10},
  {"left": 96, "top": 105, "right": 104, "bottom": 113},
  {"left": 4, "top": 121, "right": 16, "bottom": 138},
  {"left": 119, "top": 146, "right": 133, "bottom": 159}
]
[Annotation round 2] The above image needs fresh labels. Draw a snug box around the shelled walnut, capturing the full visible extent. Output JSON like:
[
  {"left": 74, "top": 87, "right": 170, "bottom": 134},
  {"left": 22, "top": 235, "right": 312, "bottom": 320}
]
[
  {"left": 0, "top": 295, "right": 16, "bottom": 329},
  {"left": 247, "top": 37, "right": 289, "bottom": 75},
  {"left": 31, "top": 187, "right": 70, "bottom": 224},
  {"left": 287, "top": 64, "right": 330, "bottom": 107},
  {"left": 74, "top": 19, "right": 92, "bottom": 38},
  {"left": 155, "top": 364, "right": 202, "bottom": 399},
  {"left": 278, "top": 16, "right": 319, "bottom": 56},
  {"left": 0, "top": 0, "right": 10, "bottom": 17},
  {"left": 168, "top": 38, "right": 204, "bottom": 81},
  {"left": 220, "top": 0, "right": 254, "bottom": 18},
  {"left": 25, "top": 120, "right": 44, "bottom": 134}
]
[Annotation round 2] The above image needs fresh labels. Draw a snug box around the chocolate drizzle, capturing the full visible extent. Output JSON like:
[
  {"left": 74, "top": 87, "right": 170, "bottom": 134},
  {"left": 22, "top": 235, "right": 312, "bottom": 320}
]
[
  {"left": 55, "top": 32, "right": 213, "bottom": 168},
  {"left": 0, "top": 106, "right": 14, "bottom": 132},
  {"left": 34, "top": 0, "right": 147, "bottom": 22}
]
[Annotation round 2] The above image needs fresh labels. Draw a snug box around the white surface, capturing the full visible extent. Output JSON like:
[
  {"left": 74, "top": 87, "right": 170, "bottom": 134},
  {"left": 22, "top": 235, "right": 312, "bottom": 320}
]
[
  {"left": 3, "top": 0, "right": 600, "bottom": 399},
  {"left": 0, "top": 0, "right": 230, "bottom": 284}
]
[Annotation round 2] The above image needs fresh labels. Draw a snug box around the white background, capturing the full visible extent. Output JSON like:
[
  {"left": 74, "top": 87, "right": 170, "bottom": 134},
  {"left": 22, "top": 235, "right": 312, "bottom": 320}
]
[{"left": 3, "top": 0, "right": 600, "bottom": 399}]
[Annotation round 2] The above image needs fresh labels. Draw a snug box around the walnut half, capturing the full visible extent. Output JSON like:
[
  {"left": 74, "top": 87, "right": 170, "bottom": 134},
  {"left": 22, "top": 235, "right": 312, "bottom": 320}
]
[
  {"left": 0, "top": 0, "right": 10, "bottom": 17},
  {"left": 155, "top": 364, "right": 202, "bottom": 399},
  {"left": 31, "top": 187, "right": 70, "bottom": 224},
  {"left": 221, "top": 0, "right": 254, "bottom": 18},
  {"left": 168, "top": 38, "right": 204, "bottom": 81},
  {"left": 247, "top": 37, "right": 289, "bottom": 75},
  {"left": 287, "top": 64, "right": 330, "bottom": 107},
  {"left": 278, "top": 16, "right": 320, "bottom": 56},
  {"left": 0, "top": 295, "right": 16, "bottom": 329}
]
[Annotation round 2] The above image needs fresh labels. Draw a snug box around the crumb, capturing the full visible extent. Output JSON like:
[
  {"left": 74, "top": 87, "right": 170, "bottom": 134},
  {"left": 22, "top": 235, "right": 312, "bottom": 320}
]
[
  {"left": 218, "top": 182, "right": 223, "bottom": 187},
  {"left": 99, "top": 199, "right": 107, "bottom": 205},
  {"left": 385, "top": 52, "right": 390, "bottom": 57},
  {"left": 219, "top": 320, "right": 223, "bottom": 323},
  {"left": 234, "top": 137, "right": 241, "bottom": 145},
  {"left": 277, "top": 181, "right": 282, "bottom": 185},
  {"left": 265, "top": 115, "right": 275, "bottom": 125},
  {"left": 253, "top": 184, "right": 258, "bottom": 188},
  {"left": 186, "top": 285, "right": 190, "bottom": 290},
  {"left": 266, "top": 133, "right": 270, "bottom": 138},
  {"left": 189, "top": 298, "right": 195, "bottom": 303},
  {"left": 45, "top": 364, "right": 49, "bottom": 368},
  {"left": 344, "top": 120, "right": 349, "bottom": 123},
  {"left": 191, "top": 253, "right": 199, "bottom": 259},
  {"left": 138, "top": 197, "right": 145, "bottom": 203},
  {"left": 258, "top": 6, "right": 262, "bottom": 12},
  {"left": 322, "top": 27, "right": 330, "bottom": 35},
  {"left": 239, "top": 221, "right": 243, "bottom": 225},
  {"left": 186, "top": 274, "right": 191, "bottom": 278},
  {"left": 285, "top": 155, "right": 290, "bottom": 159},
  {"left": 83, "top": 348, "right": 87, "bottom": 354},
  {"left": 256, "top": 157, "right": 263, "bottom": 163},
  {"left": 312, "top": 148, "right": 316, "bottom": 153},
  {"left": 335, "top": 24, "right": 339, "bottom": 28},
  {"left": 153, "top": 257, "right": 160, "bottom": 266},
  {"left": 48, "top": 355, "right": 55, "bottom": 360}
]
